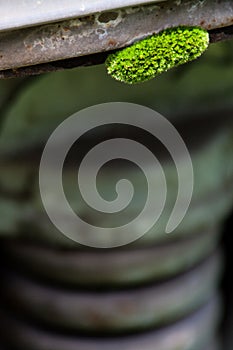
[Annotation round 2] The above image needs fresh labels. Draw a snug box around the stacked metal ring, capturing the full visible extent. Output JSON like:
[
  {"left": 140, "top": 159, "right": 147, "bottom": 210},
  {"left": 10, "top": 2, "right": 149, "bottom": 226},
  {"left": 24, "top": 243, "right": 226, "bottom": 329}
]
[{"left": 1, "top": 123, "right": 233, "bottom": 350}]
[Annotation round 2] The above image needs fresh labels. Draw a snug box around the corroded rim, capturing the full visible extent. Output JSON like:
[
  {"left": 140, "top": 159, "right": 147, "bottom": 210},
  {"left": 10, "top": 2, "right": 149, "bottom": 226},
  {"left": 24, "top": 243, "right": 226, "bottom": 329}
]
[
  {"left": 2, "top": 252, "right": 221, "bottom": 333},
  {"left": 4, "top": 227, "right": 219, "bottom": 287},
  {"left": 0, "top": 296, "right": 220, "bottom": 350}
]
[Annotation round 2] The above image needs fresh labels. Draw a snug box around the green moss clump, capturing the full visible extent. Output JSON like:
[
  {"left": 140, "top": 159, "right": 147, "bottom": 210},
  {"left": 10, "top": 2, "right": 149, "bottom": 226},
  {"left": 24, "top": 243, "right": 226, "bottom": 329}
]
[{"left": 105, "top": 26, "right": 209, "bottom": 84}]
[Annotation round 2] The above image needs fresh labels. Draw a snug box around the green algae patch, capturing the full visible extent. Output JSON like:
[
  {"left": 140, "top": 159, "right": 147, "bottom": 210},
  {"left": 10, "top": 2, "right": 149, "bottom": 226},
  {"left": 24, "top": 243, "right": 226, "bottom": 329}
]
[{"left": 106, "top": 26, "right": 209, "bottom": 84}]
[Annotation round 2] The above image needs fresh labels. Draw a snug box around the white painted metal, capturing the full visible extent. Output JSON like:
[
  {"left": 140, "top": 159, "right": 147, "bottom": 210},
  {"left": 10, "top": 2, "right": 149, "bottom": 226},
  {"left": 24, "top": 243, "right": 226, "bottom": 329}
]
[{"left": 0, "top": 0, "right": 167, "bottom": 32}]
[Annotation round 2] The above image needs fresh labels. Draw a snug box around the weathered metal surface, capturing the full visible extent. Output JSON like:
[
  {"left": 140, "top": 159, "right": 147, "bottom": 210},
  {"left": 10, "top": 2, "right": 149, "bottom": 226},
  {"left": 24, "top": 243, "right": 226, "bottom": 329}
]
[
  {"left": 0, "top": 0, "right": 232, "bottom": 74},
  {"left": 4, "top": 228, "right": 219, "bottom": 287},
  {"left": 0, "top": 297, "right": 220, "bottom": 350},
  {"left": 3, "top": 252, "right": 221, "bottom": 333}
]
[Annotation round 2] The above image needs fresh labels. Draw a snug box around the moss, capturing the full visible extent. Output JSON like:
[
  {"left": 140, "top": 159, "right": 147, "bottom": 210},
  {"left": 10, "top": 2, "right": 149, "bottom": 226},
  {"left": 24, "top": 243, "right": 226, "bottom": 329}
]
[{"left": 105, "top": 26, "right": 209, "bottom": 84}]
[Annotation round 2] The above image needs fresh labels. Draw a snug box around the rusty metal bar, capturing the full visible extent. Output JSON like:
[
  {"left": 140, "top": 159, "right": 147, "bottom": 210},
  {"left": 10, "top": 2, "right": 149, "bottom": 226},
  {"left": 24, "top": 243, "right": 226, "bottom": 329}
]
[{"left": 1, "top": 25, "right": 233, "bottom": 80}]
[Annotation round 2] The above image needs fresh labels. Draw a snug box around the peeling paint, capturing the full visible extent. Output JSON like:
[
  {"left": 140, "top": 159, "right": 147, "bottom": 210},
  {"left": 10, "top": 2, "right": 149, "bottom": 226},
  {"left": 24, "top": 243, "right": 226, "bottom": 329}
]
[{"left": 95, "top": 10, "right": 123, "bottom": 28}]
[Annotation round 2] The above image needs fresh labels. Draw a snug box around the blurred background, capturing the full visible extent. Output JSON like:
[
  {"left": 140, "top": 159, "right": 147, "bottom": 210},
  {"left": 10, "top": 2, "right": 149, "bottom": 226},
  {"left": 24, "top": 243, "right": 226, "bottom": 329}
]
[{"left": 0, "top": 33, "right": 232, "bottom": 350}]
